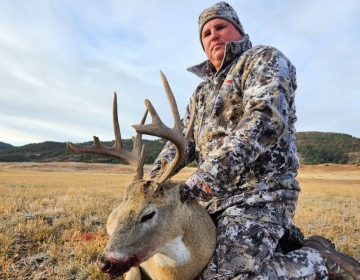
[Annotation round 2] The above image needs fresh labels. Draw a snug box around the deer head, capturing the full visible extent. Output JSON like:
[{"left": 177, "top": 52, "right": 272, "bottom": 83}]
[{"left": 67, "top": 71, "right": 198, "bottom": 277}]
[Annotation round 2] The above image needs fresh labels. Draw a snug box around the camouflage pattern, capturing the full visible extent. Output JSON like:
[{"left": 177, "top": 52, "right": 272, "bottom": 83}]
[
  {"left": 200, "top": 209, "right": 328, "bottom": 279},
  {"left": 150, "top": 34, "right": 328, "bottom": 278},
  {"left": 198, "top": 2, "right": 245, "bottom": 44}
]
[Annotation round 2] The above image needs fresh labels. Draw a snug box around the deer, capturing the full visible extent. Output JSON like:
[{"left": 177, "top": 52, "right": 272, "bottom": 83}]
[{"left": 67, "top": 71, "right": 217, "bottom": 280}]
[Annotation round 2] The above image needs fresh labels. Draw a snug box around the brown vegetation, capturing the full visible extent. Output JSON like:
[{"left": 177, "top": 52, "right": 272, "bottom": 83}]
[{"left": 0, "top": 162, "right": 359, "bottom": 279}]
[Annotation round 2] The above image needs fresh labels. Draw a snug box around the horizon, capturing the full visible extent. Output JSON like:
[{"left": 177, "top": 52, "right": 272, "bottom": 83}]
[{"left": 1, "top": 130, "right": 358, "bottom": 148}]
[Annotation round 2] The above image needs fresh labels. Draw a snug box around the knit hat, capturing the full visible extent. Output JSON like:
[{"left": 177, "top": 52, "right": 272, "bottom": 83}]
[{"left": 198, "top": 2, "right": 245, "bottom": 43}]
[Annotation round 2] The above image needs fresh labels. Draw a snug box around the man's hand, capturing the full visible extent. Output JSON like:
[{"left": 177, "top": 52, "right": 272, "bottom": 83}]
[
  {"left": 149, "top": 170, "right": 158, "bottom": 179},
  {"left": 179, "top": 183, "right": 191, "bottom": 203}
]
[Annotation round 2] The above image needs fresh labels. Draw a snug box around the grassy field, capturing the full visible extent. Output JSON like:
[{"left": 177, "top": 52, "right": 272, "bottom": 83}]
[{"left": 0, "top": 162, "right": 359, "bottom": 279}]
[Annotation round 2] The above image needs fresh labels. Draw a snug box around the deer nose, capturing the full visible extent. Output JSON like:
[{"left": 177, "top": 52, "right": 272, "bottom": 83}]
[{"left": 98, "top": 255, "right": 112, "bottom": 273}]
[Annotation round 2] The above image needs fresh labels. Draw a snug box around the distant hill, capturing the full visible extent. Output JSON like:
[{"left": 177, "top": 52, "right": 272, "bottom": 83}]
[
  {"left": 0, "top": 141, "right": 14, "bottom": 150},
  {"left": 0, "top": 139, "right": 167, "bottom": 164},
  {"left": 295, "top": 132, "right": 360, "bottom": 165},
  {"left": 0, "top": 132, "right": 359, "bottom": 165}
]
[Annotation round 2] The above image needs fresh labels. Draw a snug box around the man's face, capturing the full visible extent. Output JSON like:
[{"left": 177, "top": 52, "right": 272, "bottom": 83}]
[{"left": 201, "top": 18, "right": 242, "bottom": 70}]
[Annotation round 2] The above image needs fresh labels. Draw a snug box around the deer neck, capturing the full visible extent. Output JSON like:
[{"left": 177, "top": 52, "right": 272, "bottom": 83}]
[
  {"left": 139, "top": 200, "right": 216, "bottom": 280},
  {"left": 151, "top": 201, "right": 203, "bottom": 267},
  {"left": 153, "top": 236, "right": 190, "bottom": 267}
]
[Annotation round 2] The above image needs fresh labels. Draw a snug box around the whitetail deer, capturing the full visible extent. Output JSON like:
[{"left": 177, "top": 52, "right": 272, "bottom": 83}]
[{"left": 67, "top": 71, "right": 216, "bottom": 280}]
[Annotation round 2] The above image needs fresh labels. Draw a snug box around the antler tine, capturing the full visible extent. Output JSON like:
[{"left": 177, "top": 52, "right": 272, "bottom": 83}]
[
  {"left": 113, "top": 92, "right": 122, "bottom": 148},
  {"left": 132, "top": 71, "right": 196, "bottom": 183},
  {"left": 67, "top": 93, "right": 146, "bottom": 181},
  {"left": 159, "top": 71, "right": 182, "bottom": 131},
  {"left": 131, "top": 109, "right": 148, "bottom": 180}
]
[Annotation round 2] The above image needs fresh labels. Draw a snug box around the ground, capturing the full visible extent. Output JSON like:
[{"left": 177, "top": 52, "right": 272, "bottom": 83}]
[{"left": 0, "top": 162, "right": 359, "bottom": 279}]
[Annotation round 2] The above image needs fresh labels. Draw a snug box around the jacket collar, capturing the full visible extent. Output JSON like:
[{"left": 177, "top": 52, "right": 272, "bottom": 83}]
[{"left": 187, "top": 35, "right": 252, "bottom": 80}]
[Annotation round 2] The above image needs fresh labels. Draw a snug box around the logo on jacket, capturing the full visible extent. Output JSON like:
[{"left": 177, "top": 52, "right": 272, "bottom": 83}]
[{"left": 223, "top": 74, "right": 234, "bottom": 91}]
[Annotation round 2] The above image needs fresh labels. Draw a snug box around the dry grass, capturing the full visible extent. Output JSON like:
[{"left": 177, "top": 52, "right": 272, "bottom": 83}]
[
  {"left": 293, "top": 164, "right": 360, "bottom": 261},
  {"left": 0, "top": 162, "right": 359, "bottom": 279},
  {"left": 0, "top": 162, "right": 131, "bottom": 279}
]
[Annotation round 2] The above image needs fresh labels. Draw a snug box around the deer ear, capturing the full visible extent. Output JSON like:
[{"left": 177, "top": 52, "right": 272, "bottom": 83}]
[{"left": 142, "top": 180, "right": 163, "bottom": 198}]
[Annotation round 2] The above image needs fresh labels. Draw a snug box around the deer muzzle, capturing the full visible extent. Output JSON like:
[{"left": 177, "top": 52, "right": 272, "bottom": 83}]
[{"left": 99, "top": 254, "right": 143, "bottom": 276}]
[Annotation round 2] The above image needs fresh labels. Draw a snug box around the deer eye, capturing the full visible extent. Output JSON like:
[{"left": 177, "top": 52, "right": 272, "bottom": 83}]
[{"left": 140, "top": 211, "right": 155, "bottom": 223}]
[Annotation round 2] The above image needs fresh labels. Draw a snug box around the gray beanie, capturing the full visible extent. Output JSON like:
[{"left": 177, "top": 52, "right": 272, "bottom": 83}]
[{"left": 198, "top": 2, "right": 245, "bottom": 44}]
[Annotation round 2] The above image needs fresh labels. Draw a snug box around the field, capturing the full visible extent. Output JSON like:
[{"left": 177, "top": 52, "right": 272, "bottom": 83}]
[{"left": 0, "top": 162, "right": 359, "bottom": 279}]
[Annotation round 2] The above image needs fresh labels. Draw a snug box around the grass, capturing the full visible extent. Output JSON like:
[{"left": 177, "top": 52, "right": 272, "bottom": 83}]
[
  {"left": 0, "top": 162, "right": 359, "bottom": 279},
  {"left": 293, "top": 164, "right": 360, "bottom": 260},
  {"left": 0, "top": 163, "right": 129, "bottom": 279}
]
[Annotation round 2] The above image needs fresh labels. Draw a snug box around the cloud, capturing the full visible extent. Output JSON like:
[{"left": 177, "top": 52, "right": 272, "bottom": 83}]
[{"left": 1, "top": 0, "right": 360, "bottom": 147}]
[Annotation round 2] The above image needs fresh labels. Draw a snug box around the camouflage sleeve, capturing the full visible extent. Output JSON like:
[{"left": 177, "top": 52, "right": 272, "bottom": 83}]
[
  {"left": 185, "top": 47, "right": 297, "bottom": 200},
  {"left": 149, "top": 93, "right": 197, "bottom": 178}
]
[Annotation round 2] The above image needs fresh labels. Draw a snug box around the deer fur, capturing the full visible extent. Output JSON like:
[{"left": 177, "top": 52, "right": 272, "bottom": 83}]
[{"left": 100, "top": 180, "right": 216, "bottom": 280}]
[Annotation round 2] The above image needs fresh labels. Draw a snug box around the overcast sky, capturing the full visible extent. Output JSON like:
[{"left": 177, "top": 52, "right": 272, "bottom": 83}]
[{"left": 1, "top": 1, "right": 359, "bottom": 146}]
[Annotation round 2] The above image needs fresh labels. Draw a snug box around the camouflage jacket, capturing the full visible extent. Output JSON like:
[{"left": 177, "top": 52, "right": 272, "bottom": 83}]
[{"left": 151, "top": 35, "right": 300, "bottom": 227}]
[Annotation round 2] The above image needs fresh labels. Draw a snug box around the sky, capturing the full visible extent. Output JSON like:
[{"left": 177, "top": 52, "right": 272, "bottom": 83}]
[{"left": 1, "top": 1, "right": 359, "bottom": 147}]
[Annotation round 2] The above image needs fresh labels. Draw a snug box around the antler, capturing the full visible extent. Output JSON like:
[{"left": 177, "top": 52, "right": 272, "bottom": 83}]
[
  {"left": 67, "top": 93, "right": 147, "bottom": 181},
  {"left": 132, "top": 71, "right": 196, "bottom": 184}
]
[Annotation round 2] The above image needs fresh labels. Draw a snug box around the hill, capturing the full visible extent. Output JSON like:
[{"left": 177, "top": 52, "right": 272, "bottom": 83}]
[
  {"left": 0, "top": 132, "right": 359, "bottom": 165},
  {"left": 295, "top": 132, "right": 360, "bottom": 165},
  {"left": 0, "top": 141, "right": 13, "bottom": 150},
  {"left": 0, "top": 139, "right": 166, "bottom": 164}
]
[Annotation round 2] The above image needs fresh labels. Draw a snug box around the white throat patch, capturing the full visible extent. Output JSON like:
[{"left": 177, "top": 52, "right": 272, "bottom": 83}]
[{"left": 153, "top": 236, "right": 190, "bottom": 267}]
